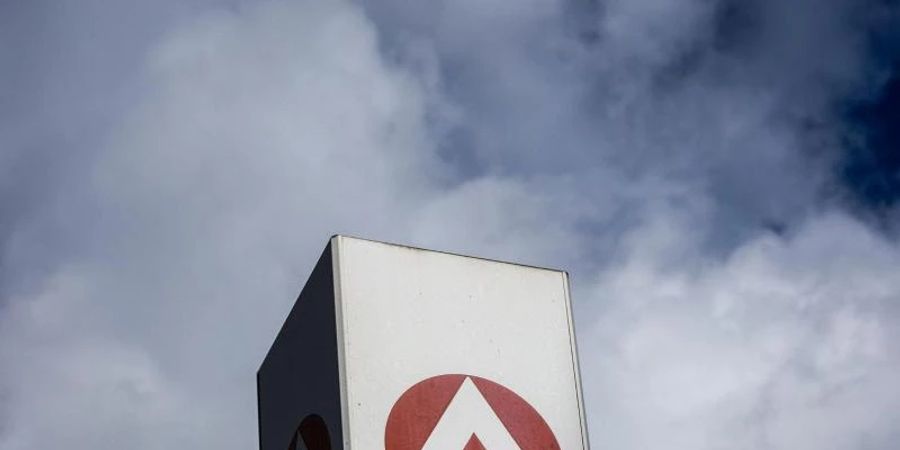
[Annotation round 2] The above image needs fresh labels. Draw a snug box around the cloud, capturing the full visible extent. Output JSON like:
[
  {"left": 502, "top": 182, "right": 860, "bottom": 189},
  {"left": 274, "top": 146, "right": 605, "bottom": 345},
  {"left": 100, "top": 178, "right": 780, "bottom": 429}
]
[
  {"left": 1, "top": 1, "right": 442, "bottom": 448},
  {"left": 581, "top": 210, "right": 900, "bottom": 450},
  {"left": 2, "top": 0, "right": 899, "bottom": 449}
]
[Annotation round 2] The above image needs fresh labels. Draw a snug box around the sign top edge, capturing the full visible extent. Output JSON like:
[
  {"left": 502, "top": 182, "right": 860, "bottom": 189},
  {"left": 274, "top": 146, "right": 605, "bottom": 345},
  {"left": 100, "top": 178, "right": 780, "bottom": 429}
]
[{"left": 330, "top": 234, "right": 569, "bottom": 276}]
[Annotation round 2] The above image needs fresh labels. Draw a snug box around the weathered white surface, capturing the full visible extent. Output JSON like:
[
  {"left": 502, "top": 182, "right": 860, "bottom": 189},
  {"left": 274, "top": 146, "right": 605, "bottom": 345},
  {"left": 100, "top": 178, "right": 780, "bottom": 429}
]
[{"left": 331, "top": 235, "right": 587, "bottom": 449}]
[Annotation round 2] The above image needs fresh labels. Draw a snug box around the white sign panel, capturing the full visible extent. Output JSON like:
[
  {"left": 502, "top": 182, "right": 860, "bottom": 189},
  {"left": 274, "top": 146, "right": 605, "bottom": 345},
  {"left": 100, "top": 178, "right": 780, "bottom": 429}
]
[{"left": 332, "top": 236, "right": 588, "bottom": 450}]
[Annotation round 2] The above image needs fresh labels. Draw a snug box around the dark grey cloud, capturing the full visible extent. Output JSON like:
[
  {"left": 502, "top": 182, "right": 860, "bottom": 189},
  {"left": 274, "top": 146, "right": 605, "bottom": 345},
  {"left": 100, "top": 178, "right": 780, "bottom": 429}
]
[
  {"left": 358, "top": 0, "right": 896, "bottom": 253},
  {"left": 842, "top": 69, "right": 900, "bottom": 211},
  {"left": 2, "top": 0, "right": 899, "bottom": 449}
]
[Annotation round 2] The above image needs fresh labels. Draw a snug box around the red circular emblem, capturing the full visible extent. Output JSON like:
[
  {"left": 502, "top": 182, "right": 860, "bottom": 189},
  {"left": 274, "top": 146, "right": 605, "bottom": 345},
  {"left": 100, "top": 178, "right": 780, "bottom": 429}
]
[{"left": 384, "top": 374, "right": 560, "bottom": 450}]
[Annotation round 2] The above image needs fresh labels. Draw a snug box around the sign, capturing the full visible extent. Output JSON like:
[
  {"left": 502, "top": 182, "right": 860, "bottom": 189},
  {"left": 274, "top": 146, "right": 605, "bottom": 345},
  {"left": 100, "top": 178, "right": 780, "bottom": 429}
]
[{"left": 257, "top": 236, "right": 589, "bottom": 450}]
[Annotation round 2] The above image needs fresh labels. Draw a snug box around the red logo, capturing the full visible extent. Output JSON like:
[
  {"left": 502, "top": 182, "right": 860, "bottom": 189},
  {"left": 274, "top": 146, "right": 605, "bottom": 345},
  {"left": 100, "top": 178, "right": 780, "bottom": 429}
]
[{"left": 384, "top": 374, "right": 560, "bottom": 450}]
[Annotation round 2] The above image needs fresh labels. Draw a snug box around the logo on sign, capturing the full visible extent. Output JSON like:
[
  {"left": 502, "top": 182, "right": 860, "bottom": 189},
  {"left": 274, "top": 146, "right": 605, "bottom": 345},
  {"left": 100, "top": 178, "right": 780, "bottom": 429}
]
[{"left": 384, "top": 374, "right": 560, "bottom": 450}]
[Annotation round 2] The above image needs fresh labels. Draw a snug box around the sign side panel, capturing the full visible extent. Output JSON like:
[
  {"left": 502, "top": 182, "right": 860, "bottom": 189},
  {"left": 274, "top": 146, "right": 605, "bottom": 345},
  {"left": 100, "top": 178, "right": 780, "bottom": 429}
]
[
  {"left": 257, "top": 243, "right": 344, "bottom": 450},
  {"left": 562, "top": 272, "right": 591, "bottom": 450}
]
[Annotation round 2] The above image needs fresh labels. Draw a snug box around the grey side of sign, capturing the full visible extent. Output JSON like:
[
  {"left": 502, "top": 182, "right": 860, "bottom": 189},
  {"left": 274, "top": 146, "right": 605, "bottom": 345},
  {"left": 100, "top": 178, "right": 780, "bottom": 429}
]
[{"left": 257, "top": 243, "right": 343, "bottom": 450}]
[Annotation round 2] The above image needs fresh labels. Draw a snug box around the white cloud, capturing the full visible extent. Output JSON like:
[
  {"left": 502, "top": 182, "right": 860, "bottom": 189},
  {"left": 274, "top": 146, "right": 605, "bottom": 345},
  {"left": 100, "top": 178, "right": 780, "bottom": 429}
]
[
  {"left": 581, "top": 211, "right": 900, "bottom": 450},
  {"left": 1, "top": 1, "right": 443, "bottom": 448}
]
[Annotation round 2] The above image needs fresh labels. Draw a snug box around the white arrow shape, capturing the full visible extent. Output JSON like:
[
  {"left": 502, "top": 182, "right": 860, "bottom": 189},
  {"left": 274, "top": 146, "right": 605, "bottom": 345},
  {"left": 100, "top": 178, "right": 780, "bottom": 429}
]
[{"left": 421, "top": 377, "right": 522, "bottom": 449}]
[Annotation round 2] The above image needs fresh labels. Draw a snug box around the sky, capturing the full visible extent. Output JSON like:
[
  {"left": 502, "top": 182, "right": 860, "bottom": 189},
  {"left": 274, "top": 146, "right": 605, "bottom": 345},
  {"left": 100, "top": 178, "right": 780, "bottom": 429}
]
[{"left": 1, "top": 0, "right": 900, "bottom": 448}]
